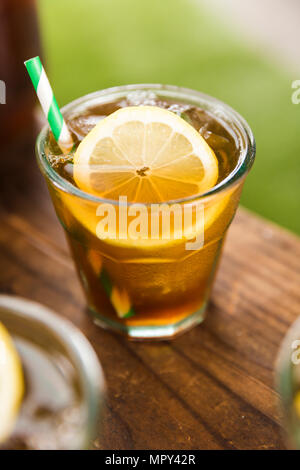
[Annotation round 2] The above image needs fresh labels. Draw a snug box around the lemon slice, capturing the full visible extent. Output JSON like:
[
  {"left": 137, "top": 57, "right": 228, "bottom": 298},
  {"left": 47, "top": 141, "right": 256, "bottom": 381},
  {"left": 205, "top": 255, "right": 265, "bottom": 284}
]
[
  {"left": 60, "top": 183, "right": 234, "bottom": 252},
  {"left": 0, "top": 322, "right": 24, "bottom": 443},
  {"left": 73, "top": 106, "right": 218, "bottom": 201}
]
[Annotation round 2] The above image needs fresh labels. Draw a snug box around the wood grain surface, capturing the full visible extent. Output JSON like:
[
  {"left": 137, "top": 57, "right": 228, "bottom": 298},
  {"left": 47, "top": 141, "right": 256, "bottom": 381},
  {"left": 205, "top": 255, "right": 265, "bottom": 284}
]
[{"left": 0, "top": 130, "right": 299, "bottom": 450}]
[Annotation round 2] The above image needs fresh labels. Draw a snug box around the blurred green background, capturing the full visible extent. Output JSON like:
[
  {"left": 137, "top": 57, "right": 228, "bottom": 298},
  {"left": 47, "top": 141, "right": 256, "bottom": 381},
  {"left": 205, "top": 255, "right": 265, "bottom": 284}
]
[{"left": 39, "top": 0, "right": 300, "bottom": 234}]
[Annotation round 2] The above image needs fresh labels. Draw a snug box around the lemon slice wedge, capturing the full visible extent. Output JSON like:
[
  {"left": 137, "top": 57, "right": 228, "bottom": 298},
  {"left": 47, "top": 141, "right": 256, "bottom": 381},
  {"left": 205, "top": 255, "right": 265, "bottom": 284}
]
[
  {"left": 73, "top": 106, "right": 218, "bottom": 201},
  {"left": 0, "top": 322, "right": 24, "bottom": 443}
]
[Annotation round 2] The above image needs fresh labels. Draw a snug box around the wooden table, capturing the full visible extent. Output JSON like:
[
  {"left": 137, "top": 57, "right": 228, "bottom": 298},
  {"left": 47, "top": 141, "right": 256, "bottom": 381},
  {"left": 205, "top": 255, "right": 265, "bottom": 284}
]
[{"left": 1, "top": 130, "right": 300, "bottom": 450}]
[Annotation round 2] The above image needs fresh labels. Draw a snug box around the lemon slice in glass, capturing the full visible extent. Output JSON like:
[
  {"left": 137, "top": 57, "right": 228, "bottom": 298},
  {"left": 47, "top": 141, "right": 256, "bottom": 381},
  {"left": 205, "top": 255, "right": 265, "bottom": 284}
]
[
  {"left": 73, "top": 105, "right": 218, "bottom": 201},
  {"left": 0, "top": 322, "right": 24, "bottom": 443}
]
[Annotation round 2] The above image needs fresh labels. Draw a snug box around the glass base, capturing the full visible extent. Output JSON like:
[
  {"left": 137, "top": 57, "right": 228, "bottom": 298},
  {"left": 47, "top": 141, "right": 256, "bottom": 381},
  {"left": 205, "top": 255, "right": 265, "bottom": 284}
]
[{"left": 88, "top": 303, "right": 207, "bottom": 340}]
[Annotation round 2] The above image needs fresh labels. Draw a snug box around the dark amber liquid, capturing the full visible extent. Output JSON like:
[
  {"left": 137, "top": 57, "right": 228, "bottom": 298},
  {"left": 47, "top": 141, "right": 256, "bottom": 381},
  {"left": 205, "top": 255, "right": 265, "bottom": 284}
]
[{"left": 45, "top": 92, "right": 242, "bottom": 336}]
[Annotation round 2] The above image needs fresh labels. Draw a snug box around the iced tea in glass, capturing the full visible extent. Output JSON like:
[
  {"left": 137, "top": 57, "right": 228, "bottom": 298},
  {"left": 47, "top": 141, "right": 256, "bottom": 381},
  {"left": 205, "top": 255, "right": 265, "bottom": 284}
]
[
  {"left": 36, "top": 85, "right": 255, "bottom": 339},
  {"left": 277, "top": 317, "right": 300, "bottom": 449},
  {"left": 0, "top": 295, "right": 104, "bottom": 449}
]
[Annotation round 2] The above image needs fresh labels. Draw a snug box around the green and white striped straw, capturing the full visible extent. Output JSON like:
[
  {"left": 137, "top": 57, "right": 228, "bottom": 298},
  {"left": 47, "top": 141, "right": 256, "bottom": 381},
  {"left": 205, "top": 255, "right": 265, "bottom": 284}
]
[
  {"left": 25, "top": 56, "right": 73, "bottom": 153},
  {"left": 25, "top": 56, "right": 135, "bottom": 319}
]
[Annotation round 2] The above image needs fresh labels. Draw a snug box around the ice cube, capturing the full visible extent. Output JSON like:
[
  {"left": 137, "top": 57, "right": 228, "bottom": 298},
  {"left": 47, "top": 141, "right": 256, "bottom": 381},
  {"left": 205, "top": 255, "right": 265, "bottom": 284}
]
[
  {"left": 122, "top": 90, "right": 159, "bottom": 106},
  {"left": 202, "top": 131, "right": 230, "bottom": 149},
  {"left": 67, "top": 115, "right": 105, "bottom": 140},
  {"left": 184, "top": 108, "right": 216, "bottom": 131},
  {"left": 48, "top": 153, "right": 73, "bottom": 169},
  {"left": 167, "top": 103, "right": 191, "bottom": 116}
]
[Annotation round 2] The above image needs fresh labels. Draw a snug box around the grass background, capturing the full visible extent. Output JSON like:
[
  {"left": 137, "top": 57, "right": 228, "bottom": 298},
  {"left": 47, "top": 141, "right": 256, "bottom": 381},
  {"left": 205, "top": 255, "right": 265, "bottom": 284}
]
[{"left": 38, "top": 0, "right": 300, "bottom": 234}]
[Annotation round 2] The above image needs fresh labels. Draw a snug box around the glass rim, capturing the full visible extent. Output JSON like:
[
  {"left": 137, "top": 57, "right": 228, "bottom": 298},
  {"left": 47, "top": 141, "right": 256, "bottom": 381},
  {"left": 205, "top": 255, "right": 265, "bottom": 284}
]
[
  {"left": 0, "top": 294, "right": 105, "bottom": 449},
  {"left": 276, "top": 316, "right": 300, "bottom": 448},
  {"left": 36, "top": 83, "right": 256, "bottom": 206}
]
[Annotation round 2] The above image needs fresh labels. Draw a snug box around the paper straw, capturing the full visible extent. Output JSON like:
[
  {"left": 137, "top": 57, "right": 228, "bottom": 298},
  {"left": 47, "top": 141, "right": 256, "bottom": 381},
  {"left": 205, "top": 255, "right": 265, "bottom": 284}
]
[
  {"left": 24, "top": 56, "right": 73, "bottom": 153},
  {"left": 25, "top": 57, "right": 135, "bottom": 319}
]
